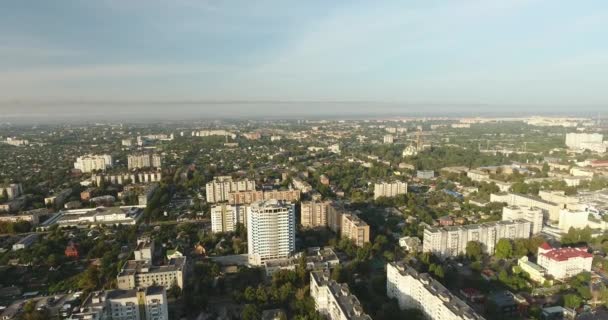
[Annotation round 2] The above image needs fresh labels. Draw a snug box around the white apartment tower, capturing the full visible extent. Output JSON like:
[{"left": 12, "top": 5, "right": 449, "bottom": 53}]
[
  {"left": 127, "top": 153, "right": 162, "bottom": 170},
  {"left": 247, "top": 200, "right": 295, "bottom": 265},
  {"left": 501, "top": 205, "right": 544, "bottom": 235},
  {"left": 373, "top": 181, "right": 407, "bottom": 200},
  {"left": 211, "top": 203, "right": 247, "bottom": 233},
  {"left": 205, "top": 176, "right": 256, "bottom": 203},
  {"left": 74, "top": 154, "right": 113, "bottom": 173}
]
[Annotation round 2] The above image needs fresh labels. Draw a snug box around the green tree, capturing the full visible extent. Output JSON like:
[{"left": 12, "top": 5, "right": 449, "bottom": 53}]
[
  {"left": 465, "top": 241, "right": 483, "bottom": 261},
  {"left": 495, "top": 239, "right": 513, "bottom": 259},
  {"left": 242, "top": 304, "right": 261, "bottom": 320},
  {"left": 563, "top": 294, "right": 582, "bottom": 309}
]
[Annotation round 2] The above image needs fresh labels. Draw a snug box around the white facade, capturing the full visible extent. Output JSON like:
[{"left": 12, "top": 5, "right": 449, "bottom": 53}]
[
  {"left": 501, "top": 205, "right": 544, "bottom": 234},
  {"left": 558, "top": 209, "right": 590, "bottom": 232},
  {"left": 0, "top": 183, "right": 22, "bottom": 200},
  {"left": 127, "top": 154, "right": 162, "bottom": 170},
  {"left": 383, "top": 134, "right": 394, "bottom": 144},
  {"left": 373, "top": 181, "right": 407, "bottom": 200},
  {"left": 211, "top": 203, "right": 247, "bottom": 233},
  {"left": 205, "top": 176, "right": 255, "bottom": 203},
  {"left": 247, "top": 200, "right": 295, "bottom": 266},
  {"left": 491, "top": 192, "right": 562, "bottom": 222},
  {"left": 565, "top": 133, "right": 604, "bottom": 151},
  {"left": 72, "top": 286, "right": 169, "bottom": 320},
  {"left": 310, "top": 270, "right": 372, "bottom": 320},
  {"left": 74, "top": 154, "right": 113, "bottom": 173},
  {"left": 387, "top": 262, "right": 484, "bottom": 320},
  {"left": 537, "top": 243, "right": 592, "bottom": 280},
  {"left": 423, "top": 219, "right": 531, "bottom": 258}
]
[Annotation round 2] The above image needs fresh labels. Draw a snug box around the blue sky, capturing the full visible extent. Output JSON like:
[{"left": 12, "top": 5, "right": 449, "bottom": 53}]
[{"left": 1, "top": 0, "right": 607, "bottom": 110}]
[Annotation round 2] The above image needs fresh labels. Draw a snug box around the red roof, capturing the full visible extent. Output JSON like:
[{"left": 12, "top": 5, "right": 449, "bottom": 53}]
[
  {"left": 539, "top": 242, "right": 552, "bottom": 250},
  {"left": 541, "top": 247, "right": 592, "bottom": 261}
]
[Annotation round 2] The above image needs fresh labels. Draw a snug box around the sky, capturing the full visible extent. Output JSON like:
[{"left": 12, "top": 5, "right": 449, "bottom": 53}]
[{"left": 0, "top": 0, "right": 607, "bottom": 116}]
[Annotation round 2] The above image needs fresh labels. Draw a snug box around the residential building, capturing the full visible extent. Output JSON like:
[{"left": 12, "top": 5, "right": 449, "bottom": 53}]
[
  {"left": 373, "top": 181, "right": 407, "bottom": 200},
  {"left": 399, "top": 237, "right": 421, "bottom": 252},
  {"left": 565, "top": 133, "right": 604, "bottom": 151},
  {"left": 300, "top": 201, "right": 331, "bottom": 228},
  {"left": 341, "top": 214, "right": 370, "bottom": 247},
  {"left": 206, "top": 176, "right": 256, "bottom": 203},
  {"left": 116, "top": 257, "right": 186, "bottom": 290},
  {"left": 558, "top": 209, "right": 590, "bottom": 232},
  {"left": 228, "top": 189, "right": 301, "bottom": 205},
  {"left": 74, "top": 154, "right": 113, "bottom": 173},
  {"left": 3, "top": 137, "right": 29, "bottom": 146},
  {"left": 501, "top": 205, "right": 544, "bottom": 234},
  {"left": 387, "top": 262, "right": 484, "bottom": 320},
  {"left": 211, "top": 203, "right": 247, "bottom": 233},
  {"left": 491, "top": 192, "right": 562, "bottom": 222},
  {"left": 423, "top": 219, "right": 531, "bottom": 258},
  {"left": 127, "top": 153, "right": 162, "bottom": 170},
  {"left": 537, "top": 243, "right": 592, "bottom": 280},
  {"left": 467, "top": 169, "right": 490, "bottom": 182},
  {"left": 383, "top": 134, "right": 394, "bottom": 144},
  {"left": 0, "top": 183, "right": 22, "bottom": 200},
  {"left": 292, "top": 178, "right": 313, "bottom": 193},
  {"left": 247, "top": 200, "right": 295, "bottom": 266},
  {"left": 70, "top": 286, "right": 168, "bottom": 320},
  {"left": 310, "top": 270, "right": 372, "bottom": 320}
]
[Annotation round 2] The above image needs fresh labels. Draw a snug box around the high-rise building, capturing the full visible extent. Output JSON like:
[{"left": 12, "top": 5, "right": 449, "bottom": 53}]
[
  {"left": 565, "top": 133, "right": 604, "bottom": 151},
  {"left": 0, "top": 183, "right": 22, "bottom": 200},
  {"left": 127, "top": 153, "right": 162, "bottom": 170},
  {"left": 491, "top": 192, "right": 561, "bottom": 222},
  {"left": 247, "top": 200, "right": 295, "bottom": 266},
  {"left": 341, "top": 214, "right": 370, "bottom": 247},
  {"left": 501, "top": 205, "right": 544, "bottom": 234},
  {"left": 300, "top": 201, "right": 331, "bottom": 228},
  {"left": 423, "top": 219, "right": 531, "bottom": 258},
  {"left": 206, "top": 176, "right": 256, "bottom": 203},
  {"left": 387, "top": 262, "right": 484, "bottom": 320},
  {"left": 383, "top": 134, "right": 394, "bottom": 144},
  {"left": 228, "top": 189, "right": 301, "bottom": 205},
  {"left": 310, "top": 270, "right": 372, "bottom": 320},
  {"left": 70, "top": 286, "right": 169, "bottom": 320},
  {"left": 373, "top": 181, "right": 407, "bottom": 200},
  {"left": 74, "top": 154, "right": 112, "bottom": 173},
  {"left": 211, "top": 203, "right": 247, "bottom": 233}
]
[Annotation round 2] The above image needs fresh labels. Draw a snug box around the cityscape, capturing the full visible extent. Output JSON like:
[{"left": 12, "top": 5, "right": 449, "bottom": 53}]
[{"left": 2, "top": 1, "right": 608, "bottom": 320}]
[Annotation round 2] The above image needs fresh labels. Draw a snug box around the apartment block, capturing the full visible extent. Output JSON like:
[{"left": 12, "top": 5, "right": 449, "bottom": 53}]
[
  {"left": 423, "top": 219, "right": 531, "bottom": 258},
  {"left": 310, "top": 270, "right": 372, "bottom": 320},
  {"left": 373, "top": 181, "right": 407, "bottom": 200},
  {"left": 127, "top": 153, "right": 162, "bottom": 170},
  {"left": 491, "top": 192, "right": 561, "bottom": 222},
  {"left": 70, "top": 286, "right": 169, "bottom": 320},
  {"left": 501, "top": 205, "right": 544, "bottom": 234},
  {"left": 206, "top": 176, "right": 256, "bottom": 203},
  {"left": 300, "top": 201, "right": 331, "bottom": 228},
  {"left": 247, "top": 200, "right": 295, "bottom": 266},
  {"left": 211, "top": 203, "right": 247, "bottom": 233},
  {"left": 74, "top": 154, "right": 112, "bottom": 173},
  {"left": 341, "top": 214, "right": 370, "bottom": 247},
  {"left": 228, "top": 189, "right": 301, "bottom": 205},
  {"left": 387, "top": 262, "right": 484, "bottom": 320}
]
